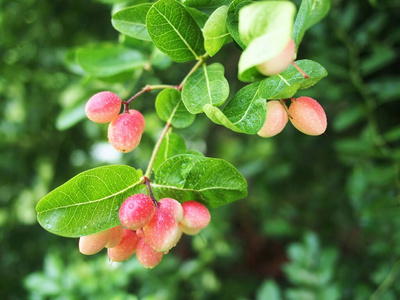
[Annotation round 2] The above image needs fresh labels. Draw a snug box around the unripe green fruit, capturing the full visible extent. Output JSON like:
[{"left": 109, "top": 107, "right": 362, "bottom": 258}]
[
  {"left": 105, "top": 225, "right": 123, "bottom": 248},
  {"left": 79, "top": 229, "right": 110, "bottom": 255},
  {"left": 136, "top": 238, "right": 164, "bottom": 269},
  {"left": 107, "top": 109, "right": 146, "bottom": 153},
  {"left": 256, "top": 39, "right": 296, "bottom": 76},
  {"left": 289, "top": 96, "right": 327, "bottom": 136},
  {"left": 158, "top": 198, "right": 183, "bottom": 222},
  {"left": 85, "top": 91, "right": 121, "bottom": 123},
  {"left": 119, "top": 194, "right": 156, "bottom": 230},
  {"left": 257, "top": 100, "right": 288, "bottom": 138},
  {"left": 107, "top": 229, "right": 139, "bottom": 262},
  {"left": 143, "top": 209, "right": 180, "bottom": 252},
  {"left": 180, "top": 201, "right": 211, "bottom": 235}
]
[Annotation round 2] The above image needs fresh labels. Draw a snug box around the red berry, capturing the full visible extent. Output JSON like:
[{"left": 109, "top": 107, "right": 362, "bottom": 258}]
[
  {"left": 257, "top": 100, "right": 288, "bottom": 138},
  {"left": 107, "top": 229, "right": 139, "bottom": 262},
  {"left": 158, "top": 198, "right": 183, "bottom": 222},
  {"left": 143, "top": 209, "right": 180, "bottom": 252},
  {"left": 105, "top": 225, "right": 123, "bottom": 248},
  {"left": 136, "top": 238, "right": 164, "bottom": 269},
  {"left": 180, "top": 201, "right": 211, "bottom": 235},
  {"left": 79, "top": 229, "right": 110, "bottom": 255},
  {"left": 119, "top": 194, "right": 156, "bottom": 230},
  {"left": 85, "top": 91, "right": 121, "bottom": 123},
  {"left": 107, "top": 109, "right": 146, "bottom": 153},
  {"left": 257, "top": 39, "right": 296, "bottom": 76},
  {"left": 289, "top": 96, "right": 327, "bottom": 136}
]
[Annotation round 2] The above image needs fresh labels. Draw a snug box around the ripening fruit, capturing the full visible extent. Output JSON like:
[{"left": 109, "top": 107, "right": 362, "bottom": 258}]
[
  {"left": 143, "top": 209, "right": 180, "bottom": 252},
  {"left": 158, "top": 198, "right": 183, "bottom": 222},
  {"left": 257, "top": 100, "right": 289, "bottom": 138},
  {"left": 180, "top": 201, "right": 211, "bottom": 236},
  {"left": 85, "top": 91, "right": 121, "bottom": 123},
  {"left": 105, "top": 225, "right": 124, "bottom": 248},
  {"left": 119, "top": 194, "right": 156, "bottom": 230},
  {"left": 107, "top": 229, "right": 139, "bottom": 262},
  {"left": 256, "top": 39, "right": 296, "bottom": 76},
  {"left": 136, "top": 238, "right": 164, "bottom": 269},
  {"left": 289, "top": 96, "right": 327, "bottom": 136},
  {"left": 107, "top": 109, "right": 146, "bottom": 153},
  {"left": 79, "top": 229, "right": 110, "bottom": 255}
]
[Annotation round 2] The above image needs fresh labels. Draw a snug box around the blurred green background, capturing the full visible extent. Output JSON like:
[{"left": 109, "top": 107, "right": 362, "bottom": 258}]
[{"left": 1, "top": 0, "right": 400, "bottom": 299}]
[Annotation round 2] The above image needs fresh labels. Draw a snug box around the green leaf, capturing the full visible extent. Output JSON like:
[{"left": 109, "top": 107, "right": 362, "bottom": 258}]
[
  {"left": 183, "top": 0, "right": 231, "bottom": 9},
  {"left": 186, "top": 7, "right": 209, "bottom": 29},
  {"left": 226, "top": 0, "right": 251, "bottom": 49},
  {"left": 111, "top": 4, "right": 152, "bottom": 41},
  {"left": 36, "top": 165, "right": 144, "bottom": 237},
  {"left": 153, "top": 132, "right": 187, "bottom": 171},
  {"left": 256, "top": 281, "right": 282, "bottom": 300},
  {"left": 146, "top": 0, "right": 205, "bottom": 62},
  {"left": 182, "top": 63, "right": 229, "bottom": 114},
  {"left": 56, "top": 103, "right": 86, "bottom": 131},
  {"left": 238, "top": 1, "right": 296, "bottom": 82},
  {"left": 259, "top": 59, "right": 328, "bottom": 99},
  {"left": 204, "top": 81, "right": 266, "bottom": 134},
  {"left": 152, "top": 154, "right": 247, "bottom": 207},
  {"left": 76, "top": 44, "right": 147, "bottom": 77},
  {"left": 155, "top": 88, "right": 196, "bottom": 128},
  {"left": 204, "top": 6, "right": 230, "bottom": 56},
  {"left": 292, "top": 0, "right": 331, "bottom": 46}
]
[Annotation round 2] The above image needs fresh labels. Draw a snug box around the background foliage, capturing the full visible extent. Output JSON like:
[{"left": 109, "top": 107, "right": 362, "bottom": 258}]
[{"left": 1, "top": 0, "right": 400, "bottom": 299}]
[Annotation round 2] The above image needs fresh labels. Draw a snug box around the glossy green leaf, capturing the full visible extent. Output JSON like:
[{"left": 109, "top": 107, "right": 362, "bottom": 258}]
[
  {"left": 146, "top": 0, "right": 204, "bottom": 62},
  {"left": 259, "top": 59, "right": 328, "bottom": 99},
  {"left": 204, "top": 6, "right": 229, "bottom": 56},
  {"left": 36, "top": 165, "right": 144, "bottom": 237},
  {"left": 76, "top": 44, "right": 147, "bottom": 77},
  {"left": 226, "top": 0, "right": 251, "bottom": 49},
  {"left": 155, "top": 88, "right": 196, "bottom": 128},
  {"left": 181, "top": 63, "right": 229, "bottom": 114},
  {"left": 152, "top": 154, "right": 247, "bottom": 207},
  {"left": 183, "top": 0, "right": 231, "bottom": 9},
  {"left": 186, "top": 7, "right": 209, "bottom": 28},
  {"left": 292, "top": 0, "right": 331, "bottom": 46},
  {"left": 238, "top": 1, "right": 296, "bottom": 82},
  {"left": 204, "top": 81, "right": 266, "bottom": 134},
  {"left": 153, "top": 132, "right": 187, "bottom": 171},
  {"left": 111, "top": 4, "right": 152, "bottom": 41}
]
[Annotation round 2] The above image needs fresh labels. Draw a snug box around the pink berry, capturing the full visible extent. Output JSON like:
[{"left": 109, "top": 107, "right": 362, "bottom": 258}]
[
  {"left": 136, "top": 228, "right": 145, "bottom": 238},
  {"left": 107, "top": 229, "right": 139, "bottom": 262},
  {"left": 107, "top": 109, "right": 146, "bottom": 153},
  {"left": 143, "top": 209, "right": 180, "bottom": 252},
  {"left": 289, "top": 96, "right": 327, "bottom": 136},
  {"left": 136, "top": 238, "right": 164, "bottom": 269},
  {"left": 105, "top": 225, "right": 123, "bottom": 248},
  {"left": 85, "top": 91, "right": 121, "bottom": 123},
  {"left": 257, "top": 39, "right": 296, "bottom": 76},
  {"left": 79, "top": 229, "right": 110, "bottom": 255},
  {"left": 180, "top": 201, "right": 211, "bottom": 235},
  {"left": 257, "top": 100, "right": 288, "bottom": 138},
  {"left": 158, "top": 198, "right": 183, "bottom": 222},
  {"left": 119, "top": 194, "right": 156, "bottom": 230}
]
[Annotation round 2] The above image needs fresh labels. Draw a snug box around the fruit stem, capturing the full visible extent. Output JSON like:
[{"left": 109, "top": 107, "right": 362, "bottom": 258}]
[
  {"left": 279, "top": 99, "right": 292, "bottom": 119},
  {"left": 144, "top": 122, "right": 172, "bottom": 179},
  {"left": 178, "top": 53, "right": 209, "bottom": 90},
  {"left": 292, "top": 62, "right": 309, "bottom": 79},
  {"left": 122, "top": 85, "right": 176, "bottom": 112},
  {"left": 143, "top": 176, "right": 159, "bottom": 208}
]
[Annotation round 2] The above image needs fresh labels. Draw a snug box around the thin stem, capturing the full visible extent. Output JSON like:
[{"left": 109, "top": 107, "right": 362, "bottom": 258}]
[
  {"left": 292, "top": 61, "right": 309, "bottom": 78},
  {"left": 178, "top": 54, "right": 209, "bottom": 90},
  {"left": 144, "top": 122, "right": 172, "bottom": 178},
  {"left": 143, "top": 176, "right": 159, "bottom": 207},
  {"left": 370, "top": 260, "right": 400, "bottom": 300},
  {"left": 279, "top": 99, "right": 292, "bottom": 119}
]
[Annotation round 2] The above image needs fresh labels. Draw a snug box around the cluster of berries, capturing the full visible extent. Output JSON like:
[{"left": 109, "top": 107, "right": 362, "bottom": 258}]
[
  {"left": 85, "top": 91, "right": 145, "bottom": 153},
  {"left": 258, "top": 96, "right": 327, "bottom": 138},
  {"left": 79, "top": 194, "right": 211, "bottom": 269}
]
